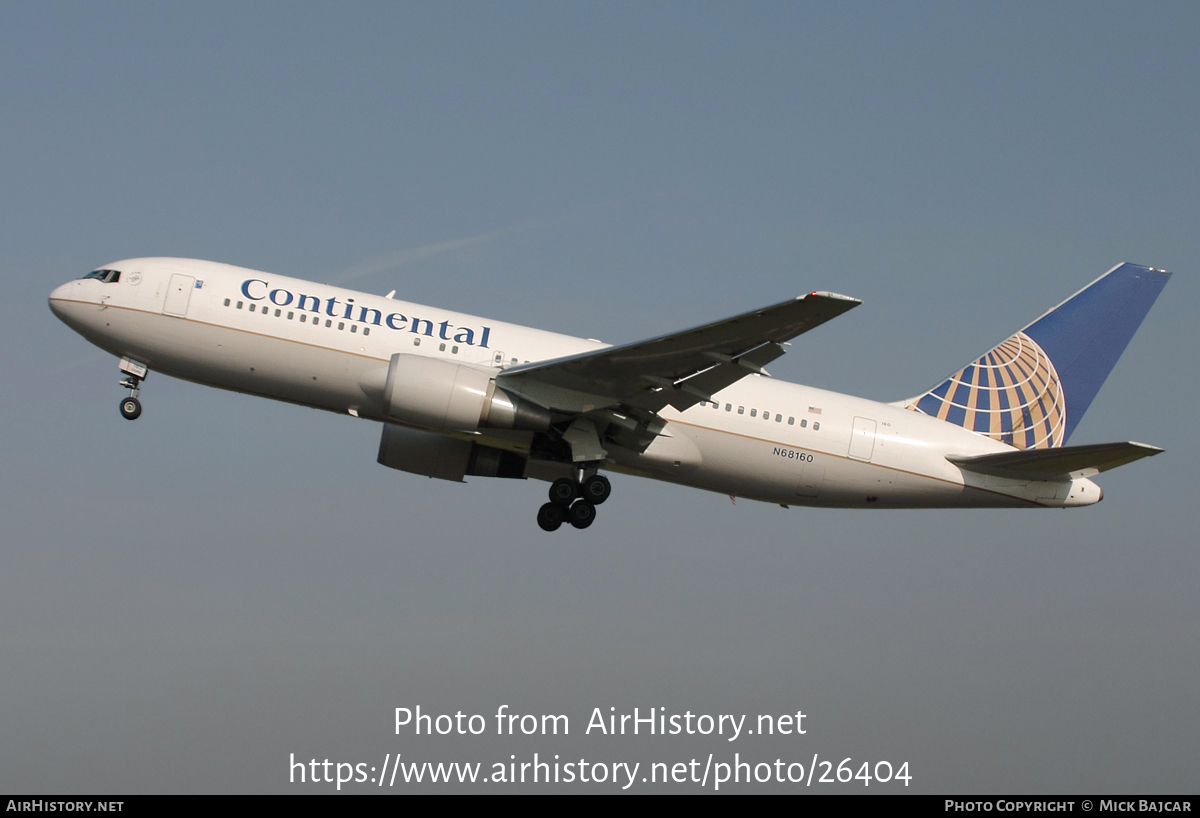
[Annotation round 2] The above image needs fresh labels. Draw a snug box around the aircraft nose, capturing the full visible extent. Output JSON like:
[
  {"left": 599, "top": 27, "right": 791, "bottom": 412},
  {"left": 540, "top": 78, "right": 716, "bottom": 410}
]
[{"left": 48, "top": 281, "right": 74, "bottom": 317}]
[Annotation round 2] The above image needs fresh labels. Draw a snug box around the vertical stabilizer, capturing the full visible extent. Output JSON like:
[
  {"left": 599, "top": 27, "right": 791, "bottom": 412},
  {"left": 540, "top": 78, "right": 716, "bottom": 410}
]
[{"left": 904, "top": 263, "right": 1171, "bottom": 448}]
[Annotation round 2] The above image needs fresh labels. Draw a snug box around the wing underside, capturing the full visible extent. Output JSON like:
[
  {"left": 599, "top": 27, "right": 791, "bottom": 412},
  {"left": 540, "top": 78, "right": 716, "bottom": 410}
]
[{"left": 497, "top": 291, "right": 860, "bottom": 416}]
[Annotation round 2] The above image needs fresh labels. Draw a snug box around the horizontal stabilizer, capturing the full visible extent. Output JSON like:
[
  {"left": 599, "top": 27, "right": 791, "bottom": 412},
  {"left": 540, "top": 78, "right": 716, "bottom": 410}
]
[{"left": 948, "top": 441, "right": 1163, "bottom": 479}]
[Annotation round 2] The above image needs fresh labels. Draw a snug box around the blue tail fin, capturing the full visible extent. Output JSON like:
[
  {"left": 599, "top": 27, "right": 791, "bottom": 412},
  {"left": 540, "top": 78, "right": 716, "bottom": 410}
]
[{"left": 904, "top": 263, "right": 1171, "bottom": 448}]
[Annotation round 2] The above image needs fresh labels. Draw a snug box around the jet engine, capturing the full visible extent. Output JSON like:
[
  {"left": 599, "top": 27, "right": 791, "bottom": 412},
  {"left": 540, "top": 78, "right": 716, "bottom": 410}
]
[
  {"left": 377, "top": 423, "right": 527, "bottom": 482},
  {"left": 381, "top": 353, "right": 551, "bottom": 433}
]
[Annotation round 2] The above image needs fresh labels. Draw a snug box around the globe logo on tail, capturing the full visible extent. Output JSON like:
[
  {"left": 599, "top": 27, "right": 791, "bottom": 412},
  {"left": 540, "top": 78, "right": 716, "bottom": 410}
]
[{"left": 907, "top": 331, "right": 1066, "bottom": 450}]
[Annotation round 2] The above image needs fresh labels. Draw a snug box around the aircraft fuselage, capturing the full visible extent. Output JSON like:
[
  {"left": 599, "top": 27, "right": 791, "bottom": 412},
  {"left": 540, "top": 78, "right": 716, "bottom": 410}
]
[{"left": 49, "top": 257, "right": 1105, "bottom": 513}]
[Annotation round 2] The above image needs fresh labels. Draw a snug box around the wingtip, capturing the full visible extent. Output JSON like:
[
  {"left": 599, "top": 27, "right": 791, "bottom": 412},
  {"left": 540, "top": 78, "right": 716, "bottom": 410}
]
[{"left": 806, "top": 290, "right": 862, "bottom": 304}]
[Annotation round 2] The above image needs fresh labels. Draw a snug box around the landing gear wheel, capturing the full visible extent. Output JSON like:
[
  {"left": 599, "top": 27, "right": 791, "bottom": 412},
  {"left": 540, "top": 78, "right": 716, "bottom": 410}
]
[
  {"left": 120, "top": 396, "right": 142, "bottom": 420},
  {"left": 537, "top": 502, "right": 565, "bottom": 532},
  {"left": 549, "top": 477, "right": 578, "bottom": 507},
  {"left": 581, "top": 474, "right": 611, "bottom": 505},
  {"left": 568, "top": 499, "right": 596, "bottom": 529}
]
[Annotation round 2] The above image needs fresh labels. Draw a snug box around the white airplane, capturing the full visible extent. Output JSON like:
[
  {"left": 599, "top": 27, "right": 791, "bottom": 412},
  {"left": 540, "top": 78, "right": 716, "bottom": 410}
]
[{"left": 49, "top": 258, "right": 1170, "bottom": 531}]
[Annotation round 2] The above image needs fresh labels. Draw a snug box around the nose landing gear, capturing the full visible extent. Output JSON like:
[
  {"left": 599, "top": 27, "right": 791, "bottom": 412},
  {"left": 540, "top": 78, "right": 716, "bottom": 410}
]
[
  {"left": 537, "top": 468, "right": 611, "bottom": 531},
  {"left": 118, "top": 357, "right": 147, "bottom": 421}
]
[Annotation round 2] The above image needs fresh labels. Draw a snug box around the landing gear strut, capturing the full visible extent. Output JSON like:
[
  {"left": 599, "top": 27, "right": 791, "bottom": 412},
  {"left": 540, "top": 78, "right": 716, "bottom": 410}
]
[
  {"left": 538, "top": 468, "right": 610, "bottom": 531},
  {"left": 118, "top": 357, "right": 147, "bottom": 420}
]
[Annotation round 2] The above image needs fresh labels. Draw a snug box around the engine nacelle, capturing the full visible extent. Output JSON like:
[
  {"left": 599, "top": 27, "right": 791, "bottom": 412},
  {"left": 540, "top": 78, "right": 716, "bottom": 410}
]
[
  {"left": 380, "top": 353, "right": 551, "bottom": 432},
  {"left": 377, "top": 424, "right": 527, "bottom": 482}
]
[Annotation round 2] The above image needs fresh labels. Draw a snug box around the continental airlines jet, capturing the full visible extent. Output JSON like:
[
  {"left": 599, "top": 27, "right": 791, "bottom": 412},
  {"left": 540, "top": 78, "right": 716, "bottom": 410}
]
[{"left": 49, "top": 259, "right": 1170, "bottom": 531}]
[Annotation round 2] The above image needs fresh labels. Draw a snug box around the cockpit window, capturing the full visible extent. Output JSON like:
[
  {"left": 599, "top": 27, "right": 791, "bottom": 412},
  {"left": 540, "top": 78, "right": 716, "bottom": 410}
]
[{"left": 82, "top": 269, "right": 121, "bottom": 283}]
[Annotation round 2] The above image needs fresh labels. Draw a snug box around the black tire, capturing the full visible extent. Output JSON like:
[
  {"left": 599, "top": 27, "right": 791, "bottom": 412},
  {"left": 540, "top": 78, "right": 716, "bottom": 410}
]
[
  {"left": 548, "top": 477, "right": 578, "bottom": 507},
  {"left": 568, "top": 499, "right": 596, "bottom": 529},
  {"left": 120, "top": 396, "right": 142, "bottom": 420},
  {"left": 537, "top": 502, "right": 565, "bottom": 532},
  {"left": 581, "top": 474, "right": 611, "bottom": 505}
]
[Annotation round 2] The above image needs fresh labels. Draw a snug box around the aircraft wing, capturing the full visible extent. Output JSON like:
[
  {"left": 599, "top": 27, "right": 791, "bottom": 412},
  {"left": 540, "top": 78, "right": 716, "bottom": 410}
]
[
  {"left": 947, "top": 441, "right": 1164, "bottom": 479},
  {"left": 496, "top": 291, "right": 861, "bottom": 415}
]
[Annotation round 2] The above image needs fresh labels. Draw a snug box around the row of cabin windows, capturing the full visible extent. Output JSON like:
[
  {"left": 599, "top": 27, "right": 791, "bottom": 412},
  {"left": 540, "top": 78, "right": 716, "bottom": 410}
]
[
  {"left": 223, "top": 292, "right": 513, "bottom": 357},
  {"left": 698, "top": 400, "right": 820, "bottom": 430},
  {"left": 222, "top": 297, "right": 497, "bottom": 357},
  {"left": 226, "top": 297, "right": 374, "bottom": 336}
]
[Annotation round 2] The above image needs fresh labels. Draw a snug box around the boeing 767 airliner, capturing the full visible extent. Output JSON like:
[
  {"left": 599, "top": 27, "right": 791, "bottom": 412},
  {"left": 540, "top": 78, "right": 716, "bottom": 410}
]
[{"left": 49, "top": 259, "right": 1169, "bottom": 530}]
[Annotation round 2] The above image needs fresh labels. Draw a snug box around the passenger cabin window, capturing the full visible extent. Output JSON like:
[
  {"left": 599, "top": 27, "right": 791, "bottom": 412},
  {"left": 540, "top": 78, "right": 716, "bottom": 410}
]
[
  {"left": 813, "top": 422, "right": 820, "bottom": 431},
  {"left": 750, "top": 409, "right": 757, "bottom": 417},
  {"left": 788, "top": 417, "right": 795, "bottom": 425},
  {"left": 800, "top": 419, "right": 807, "bottom": 428}
]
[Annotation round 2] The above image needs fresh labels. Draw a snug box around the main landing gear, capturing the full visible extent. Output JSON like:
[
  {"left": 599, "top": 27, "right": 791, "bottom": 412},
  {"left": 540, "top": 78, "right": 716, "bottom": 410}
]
[
  {"left": 537, "top": 471, "right": 611, "bottom": 532},
  {"left": 118, "top": 357, "right": 147, "bottom": 420}
]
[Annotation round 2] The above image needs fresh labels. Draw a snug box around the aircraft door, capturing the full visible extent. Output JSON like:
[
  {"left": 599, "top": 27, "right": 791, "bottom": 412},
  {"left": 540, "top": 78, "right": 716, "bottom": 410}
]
[
  {"left": 848, "top": 417, "right": 877, "bottom": 461},
  {"left": 163, "top": 274, "right": 195, "bottom": 317}
]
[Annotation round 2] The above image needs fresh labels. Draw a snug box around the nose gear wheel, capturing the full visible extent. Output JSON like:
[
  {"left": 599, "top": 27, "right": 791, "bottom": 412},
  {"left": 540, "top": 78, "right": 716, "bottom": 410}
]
[{"left": 120, "top": 396, "right": 142, "bottom": 420}]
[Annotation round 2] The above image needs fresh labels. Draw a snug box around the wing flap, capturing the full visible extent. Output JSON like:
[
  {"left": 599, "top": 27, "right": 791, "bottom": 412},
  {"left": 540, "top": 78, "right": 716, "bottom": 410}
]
[{"left": 947, "top": 441, "right": 1164, "bottom": 479}]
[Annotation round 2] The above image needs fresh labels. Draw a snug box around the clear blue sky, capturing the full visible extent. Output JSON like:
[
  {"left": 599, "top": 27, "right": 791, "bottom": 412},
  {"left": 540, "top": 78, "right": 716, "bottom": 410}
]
[{"left": 2, "top": 2, "right": 1196, "bottom": 792}]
